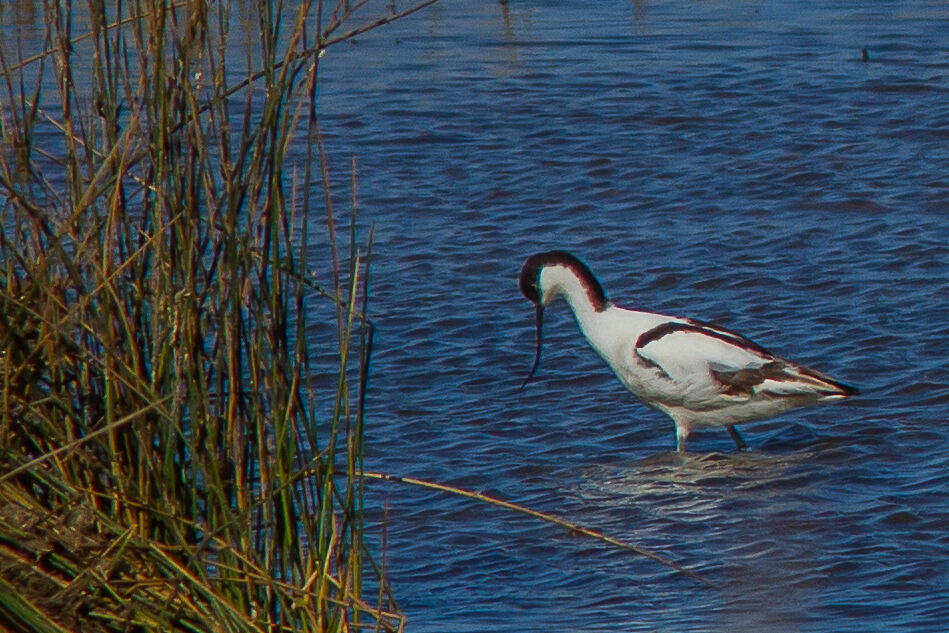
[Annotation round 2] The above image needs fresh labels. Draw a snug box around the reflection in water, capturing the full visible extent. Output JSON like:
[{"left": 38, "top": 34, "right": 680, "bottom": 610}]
[
  {"left": 586, "top": 449, "right": 804, "bottom": 488},
  {"left": 499, "top": 0, "right": 513, "bottom": 38},
  {"left": 578, "top": 449, "right": 812, "bottom": 524},
  {"left": 578, "top": 449, "right": 839, "bottom": 631},
  {"left": 630, "top": 0, "right": 648, "bottom": 36}
]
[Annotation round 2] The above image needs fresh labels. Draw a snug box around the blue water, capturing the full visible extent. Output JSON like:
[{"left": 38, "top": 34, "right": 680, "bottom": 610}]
[
  {"left": 315, "top": 1, "right": 949, "bottom": 631},
  {"left": 5, "top": 0, "right": 948, "bottom": 630}
]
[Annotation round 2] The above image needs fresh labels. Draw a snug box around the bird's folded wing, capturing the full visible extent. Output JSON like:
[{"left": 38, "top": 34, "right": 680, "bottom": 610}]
[
  {"left": 634, "top": 320, "right": 855, "bottom": 401},
  {"left": 635, "top": 322, "right": 771, "bottom": 388}
]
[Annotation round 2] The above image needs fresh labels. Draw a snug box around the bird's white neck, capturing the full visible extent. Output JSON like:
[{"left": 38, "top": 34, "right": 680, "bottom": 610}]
[{"left": 539, "top": 264, "right": 608, "bottom": 327}]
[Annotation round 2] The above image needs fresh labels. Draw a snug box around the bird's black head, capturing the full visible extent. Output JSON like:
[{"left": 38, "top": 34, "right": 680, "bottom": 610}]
[
  {"left": 518, "top": 251, "right": 607, "bottom": 389},
  {"left": 519, "top": 250, "right": 607, "bottom": 308}
]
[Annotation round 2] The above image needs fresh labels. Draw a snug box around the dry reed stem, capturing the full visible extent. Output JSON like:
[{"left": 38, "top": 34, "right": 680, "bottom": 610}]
[{"left": 362, "top": 471, "right": 713, "bottom": 586}]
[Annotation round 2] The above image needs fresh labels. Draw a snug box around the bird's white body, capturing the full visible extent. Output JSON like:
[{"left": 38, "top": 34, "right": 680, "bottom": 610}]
[{"left": 521, "top": 252, "right": 857, "bottom": 452}]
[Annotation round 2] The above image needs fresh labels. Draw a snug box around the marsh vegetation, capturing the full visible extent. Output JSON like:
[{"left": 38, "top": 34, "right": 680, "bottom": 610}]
[{"left": 0, "top": 1, "right": 435, "bottom": 630}]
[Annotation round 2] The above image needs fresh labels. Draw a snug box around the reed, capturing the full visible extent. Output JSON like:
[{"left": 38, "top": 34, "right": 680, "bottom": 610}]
[{"left": 0, "top": 1, "right": 431, "bottom": 631}]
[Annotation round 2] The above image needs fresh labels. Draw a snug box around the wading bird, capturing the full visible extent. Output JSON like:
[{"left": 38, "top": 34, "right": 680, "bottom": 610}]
[{"left": 519, "top": 251, "right": 858, "bottom": 452}]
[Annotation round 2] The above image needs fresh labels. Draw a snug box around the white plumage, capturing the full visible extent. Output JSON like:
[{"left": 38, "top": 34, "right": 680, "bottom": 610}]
[{"left": 519, "top": 251, "right": 858, "bottom": 452}]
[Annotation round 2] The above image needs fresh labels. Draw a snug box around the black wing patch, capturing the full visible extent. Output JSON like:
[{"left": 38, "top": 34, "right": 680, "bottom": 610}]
[
  {"left": 635, "top": 318, "right": 774, "bottom": 357},
  {"left": 711, "top": 362, "right": 788, "bottom": 396}
]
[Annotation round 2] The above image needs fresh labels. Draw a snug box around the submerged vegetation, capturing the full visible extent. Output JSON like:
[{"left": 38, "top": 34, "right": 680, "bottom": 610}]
[{"left": 0, "top": 1, "right": 434, "bottom": 631}]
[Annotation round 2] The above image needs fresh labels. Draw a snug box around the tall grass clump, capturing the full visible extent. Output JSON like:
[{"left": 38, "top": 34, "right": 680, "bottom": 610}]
[{"left": 0, "top": 1, "right": 434, "bottom": 631}]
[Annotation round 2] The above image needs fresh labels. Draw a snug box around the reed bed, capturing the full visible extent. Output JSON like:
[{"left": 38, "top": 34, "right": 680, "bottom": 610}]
[{"left": 0, "top": 1, "right": 434, "bottom": 631}]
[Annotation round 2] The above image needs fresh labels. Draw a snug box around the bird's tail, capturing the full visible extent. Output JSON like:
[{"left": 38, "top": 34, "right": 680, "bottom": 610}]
[{"left": 766, "top": 363, "right": 859, "bottom": 400}]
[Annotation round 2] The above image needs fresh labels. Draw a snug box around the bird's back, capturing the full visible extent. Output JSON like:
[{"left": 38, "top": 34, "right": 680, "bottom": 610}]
[{"left": 584, "top": 305, "right": 856, "bottom": 427}]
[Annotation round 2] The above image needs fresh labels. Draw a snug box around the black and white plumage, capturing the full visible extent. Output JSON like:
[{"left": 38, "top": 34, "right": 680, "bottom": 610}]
[{"left": 519, "top": 251, "right": 858, "bottom": 452}]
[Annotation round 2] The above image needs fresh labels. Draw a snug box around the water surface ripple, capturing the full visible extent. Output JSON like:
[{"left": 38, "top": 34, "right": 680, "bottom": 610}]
[{"left": 315, "top": 2, "right": 949, "bottom": 631}]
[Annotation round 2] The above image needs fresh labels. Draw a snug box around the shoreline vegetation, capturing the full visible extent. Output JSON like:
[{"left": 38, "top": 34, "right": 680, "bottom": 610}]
[
  {"left": 1, "top": 1, "right": 703, "bottom": 631},
  {"left": 0, "top": 1, "right": 435, "bottom": 631}
]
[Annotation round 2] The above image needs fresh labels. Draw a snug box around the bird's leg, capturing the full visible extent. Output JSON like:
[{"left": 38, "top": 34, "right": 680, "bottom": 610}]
[
  {"left": 726, "top": 425, "right": 747, "bottom": 451},
  {"left": 675, "top": 427, "right": 688, "bottom": 453}
]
